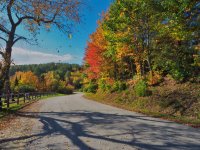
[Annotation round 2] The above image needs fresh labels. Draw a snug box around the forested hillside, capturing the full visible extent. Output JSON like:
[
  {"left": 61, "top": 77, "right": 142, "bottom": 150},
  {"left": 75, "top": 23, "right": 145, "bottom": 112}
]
[
  {"left": 10, "top": 63, "right": 81, "bottom": 79},
  {"left": 9, "top": 63, "right": 83, "bottom": 94},
  {"left": 83, "top": 0, "right": 200, "bottom": 125}
]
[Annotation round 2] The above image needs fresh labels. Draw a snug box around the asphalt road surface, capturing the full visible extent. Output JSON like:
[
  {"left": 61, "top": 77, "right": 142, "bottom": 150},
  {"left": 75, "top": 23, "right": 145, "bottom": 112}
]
[{"left": 0, "top": 93, "right": 200, "bottom": 150}]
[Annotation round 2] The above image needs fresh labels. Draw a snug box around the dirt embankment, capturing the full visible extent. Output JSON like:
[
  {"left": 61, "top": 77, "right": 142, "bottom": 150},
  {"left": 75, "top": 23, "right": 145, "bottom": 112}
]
[{"left": 85, "top": 78, "right": 200, "bottom": 127}]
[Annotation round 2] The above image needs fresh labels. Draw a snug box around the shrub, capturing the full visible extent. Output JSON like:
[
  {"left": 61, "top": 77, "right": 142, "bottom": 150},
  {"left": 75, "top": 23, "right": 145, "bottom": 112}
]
[
  {"left": 147, "top": 71, "right": 162, "bottom": 85},
  {"left": 134, "top": 80, "right": 147, "bottom": 97},
  {"left": 15, "top": 85, "right": 36, "bottom": 93},
  {"left": 111, "top": 81, "right": 127, "bottom": 92},
  {"left": 57, "top": 85, "right": 74, "bottom": 94},
  {"left": 84, "top": 82, "right": 98, "bottom": 93},
  {"left": 98, "top": 78, "right": 111, "bottom": 91},
  {"left": 170, "top": 69, "right": 186, "bottom": 82}
]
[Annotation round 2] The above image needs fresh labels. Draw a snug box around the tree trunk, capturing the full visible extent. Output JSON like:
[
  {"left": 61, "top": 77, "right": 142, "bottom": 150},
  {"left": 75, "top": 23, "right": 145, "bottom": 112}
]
[
  {"left": 4, "top": 48, "right": 12, "bottom": 108},
  {"left": 0, "top": 48, "right": 12, "bottom": 92},
  {"left": 4, "top": 47, "right": 12, "bottom": 88},
  {"left": 0, "top": 53, "right": 7, "bottom": 91},
  {"left": 0, "top": 19, "right": 16, "bottom": 109},
  {"left": 147, "top": 55, "right": 152, "bottom": 72},
  {"left": 0, "top": 68, "right": 6, "bottom": 91},
  {"left": 0, "top": 48, "right": 12, "bottom": 110},
  {"left": 114, "top": 62, "right": 118, "bottom": 80}
]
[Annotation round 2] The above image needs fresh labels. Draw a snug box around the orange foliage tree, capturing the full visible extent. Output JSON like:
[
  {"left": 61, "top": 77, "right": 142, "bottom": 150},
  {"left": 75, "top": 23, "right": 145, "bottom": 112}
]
[{"left": 10, "top": 71, "right": 39, "bottom": 90}]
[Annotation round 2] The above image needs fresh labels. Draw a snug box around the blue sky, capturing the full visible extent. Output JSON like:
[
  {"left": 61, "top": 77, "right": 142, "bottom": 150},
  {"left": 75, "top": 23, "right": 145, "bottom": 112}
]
[{"left": 13, "top": 0, "right": 114, "bottom": 65}]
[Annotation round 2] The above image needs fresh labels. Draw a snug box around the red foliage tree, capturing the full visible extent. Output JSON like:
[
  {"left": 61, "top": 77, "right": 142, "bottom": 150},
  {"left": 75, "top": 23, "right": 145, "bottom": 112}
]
[{"left": 84, "top": 42, "right": 102, "bottom": 79}]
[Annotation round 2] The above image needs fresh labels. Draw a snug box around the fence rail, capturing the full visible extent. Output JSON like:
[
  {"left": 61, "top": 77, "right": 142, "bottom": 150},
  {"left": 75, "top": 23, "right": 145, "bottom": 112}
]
[{"left": 0, "top": 92, "right": 55, "bottom": 111}]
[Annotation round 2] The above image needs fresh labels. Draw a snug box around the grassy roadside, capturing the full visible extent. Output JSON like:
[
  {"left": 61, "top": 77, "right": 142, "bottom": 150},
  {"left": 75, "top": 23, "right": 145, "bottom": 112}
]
[
  {"left": 84, "top": 88, "right": 200, "bottom": 128},
  {"left": 0, "top": 93, "right": 65, "bottom": 118}
]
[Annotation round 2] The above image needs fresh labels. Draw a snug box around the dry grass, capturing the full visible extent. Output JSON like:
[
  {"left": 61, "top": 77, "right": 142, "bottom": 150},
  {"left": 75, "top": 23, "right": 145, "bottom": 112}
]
[{"left": 85, "top": 78, "right": 200, "bottom": 128}]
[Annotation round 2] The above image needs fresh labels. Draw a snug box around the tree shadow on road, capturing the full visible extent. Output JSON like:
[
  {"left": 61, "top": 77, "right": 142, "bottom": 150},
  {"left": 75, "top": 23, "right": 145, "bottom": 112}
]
[{"left": 0, "top": 111, "right": 200, "bottom": 150}]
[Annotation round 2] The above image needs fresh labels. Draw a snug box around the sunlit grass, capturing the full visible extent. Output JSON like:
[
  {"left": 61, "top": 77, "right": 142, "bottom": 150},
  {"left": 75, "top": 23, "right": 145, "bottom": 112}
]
[{"left": 85, "top": 93, "right": 200, "bottom": 127}]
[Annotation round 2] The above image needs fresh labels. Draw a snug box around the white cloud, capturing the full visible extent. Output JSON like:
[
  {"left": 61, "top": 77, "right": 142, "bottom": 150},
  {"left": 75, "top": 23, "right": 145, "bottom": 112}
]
[{"left": 11, "top": 47, "right": 75, "bottom": 65}]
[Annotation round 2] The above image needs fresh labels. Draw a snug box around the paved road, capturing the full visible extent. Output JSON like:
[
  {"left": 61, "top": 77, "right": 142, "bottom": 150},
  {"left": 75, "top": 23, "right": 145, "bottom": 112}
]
[{"left": 0, "top": 93, "right": 200, "bottom": 150}]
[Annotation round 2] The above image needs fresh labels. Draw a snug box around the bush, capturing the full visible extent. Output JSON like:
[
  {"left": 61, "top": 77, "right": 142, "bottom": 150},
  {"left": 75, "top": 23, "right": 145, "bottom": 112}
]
[
  {"left": 84, "top": 82, "right": 98, "bottom": 93},
  {"left": 134, "top": 80, "right": 147, "bottom": 97},
  {"left": 15, "top": 85, "right": 36, "bottom": 93},
  {"left": 111, "top": 81, "right": 127, "bottom": 92},
  {"left": 73, "top": 79, "right": 82, "bottom": 89},
  {"left": 170, "top": 69, "right": 186, "bottom": 82},
  {"left": 57, "top": 85, "right": 74, "bottom": 94},
  {"left": 98, "top": 78, "right": 111, "bottom": 91},
  {"left": 147, "top": 71, "right": 162, "bottom": 85}
]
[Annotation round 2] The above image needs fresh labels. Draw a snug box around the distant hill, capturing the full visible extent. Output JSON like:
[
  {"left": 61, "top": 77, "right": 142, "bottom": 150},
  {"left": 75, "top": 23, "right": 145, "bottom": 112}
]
[{"left": 10, "top": 63, "right": 82, "bottom": 80}]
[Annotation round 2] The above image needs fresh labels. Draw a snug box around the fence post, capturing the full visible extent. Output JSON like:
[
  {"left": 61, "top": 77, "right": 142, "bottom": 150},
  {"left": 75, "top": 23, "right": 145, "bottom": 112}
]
[
  {"left": 0, "top": 95, "right": 2, "bottom": 111},
  {"left": 12, "top": 93, "right": 15, "bottom": 101},
  {"left": 6, "top": 92, "right": 10, "bottom": 108},
  {"left": 24, "top": 93, "right": 26, "bottom": 103},
  {"left": 17, "top": 93, "right": 19, "bottom": 105}
]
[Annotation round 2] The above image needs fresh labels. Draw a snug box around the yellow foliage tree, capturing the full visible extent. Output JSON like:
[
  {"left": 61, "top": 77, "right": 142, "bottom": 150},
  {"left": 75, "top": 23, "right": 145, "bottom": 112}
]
[{"left": 10, "top": 71, "right": 39, "bottom": 90}]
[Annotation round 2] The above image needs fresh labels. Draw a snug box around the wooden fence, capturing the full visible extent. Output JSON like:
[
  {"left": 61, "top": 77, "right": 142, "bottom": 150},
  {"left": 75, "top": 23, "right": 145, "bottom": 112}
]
[{"left": 0, "top": 92, "right": 55, "bottom": 111}]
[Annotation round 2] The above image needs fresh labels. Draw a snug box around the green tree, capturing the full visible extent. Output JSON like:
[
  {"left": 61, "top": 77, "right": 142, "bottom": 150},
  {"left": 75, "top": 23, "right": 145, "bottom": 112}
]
[{"left": 152, "top": 0, "right": 199, "bottom": 81}]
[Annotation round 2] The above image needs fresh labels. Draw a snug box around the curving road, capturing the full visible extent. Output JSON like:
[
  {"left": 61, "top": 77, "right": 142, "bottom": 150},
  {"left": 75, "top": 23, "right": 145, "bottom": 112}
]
[{"left": 0, "top": 93, "right": 200, "bottom": 150}]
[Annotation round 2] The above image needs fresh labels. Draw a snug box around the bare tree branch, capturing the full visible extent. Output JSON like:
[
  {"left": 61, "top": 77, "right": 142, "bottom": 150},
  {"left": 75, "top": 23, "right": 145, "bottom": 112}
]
[
  {"left": 0, "top": 48, "right": 5, "bottom": 58},
  {"left": 13, "top": 36, "right": 27, "bottom": 45},
  {"left": 16, "top": 9, "right": 59, "bottom": 27},
  {"left": 0, "top": 51, "right": 4, "bottom": 56},
  {"left": 15, "top": 13, "right": 20, "bottom": 20},
  {"left": 0, "top": 36, "right": 7, "bottom": 42},
  {"left": 7, "top": 0, "right": 15, "bottom": 25},
  {"left": 0, "top": 24, "right": 10, "bottom": 34}
]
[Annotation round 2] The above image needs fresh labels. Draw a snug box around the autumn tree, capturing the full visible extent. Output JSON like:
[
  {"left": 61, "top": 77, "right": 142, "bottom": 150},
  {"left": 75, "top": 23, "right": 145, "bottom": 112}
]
[
  {"left": 103, "top": 0, "right": 199, "bottom": 82},
  {"left": 103, "top": 0, "right": 164, "bottom": 78},
  {"left": 0, "top": 0, "right": 82, "bottom": 92},
  {"left": 152, "top": 0, "right": 200, "bottom": 81},
  {"left": 83, "top": 0, "right": 200, "bottom": 93},
  {"left": 84, "top": 20, "right": 107, "bottom": 80},
  {"left": 44, "top": 71, "right": 60, "bottom": 92},
  {"left": 10, "top": 71, "right": 39, "bottom": 92}
]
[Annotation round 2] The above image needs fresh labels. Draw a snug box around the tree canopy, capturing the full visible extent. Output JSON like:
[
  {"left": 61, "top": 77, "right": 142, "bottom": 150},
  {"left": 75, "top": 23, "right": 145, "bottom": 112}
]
[{"left": 83, "top": 0, "right": 200, "bottom": 93}]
